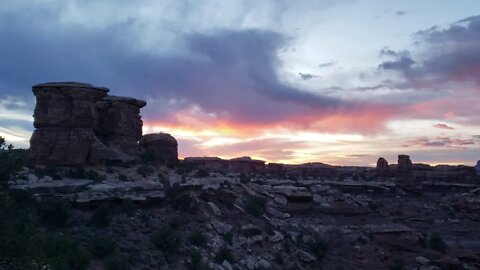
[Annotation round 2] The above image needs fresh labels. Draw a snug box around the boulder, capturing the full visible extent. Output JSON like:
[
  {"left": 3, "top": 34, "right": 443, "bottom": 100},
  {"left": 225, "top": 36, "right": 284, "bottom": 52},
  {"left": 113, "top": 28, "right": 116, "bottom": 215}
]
[{"left": 139, "top": 133, "right": 178, "bottom": 165}]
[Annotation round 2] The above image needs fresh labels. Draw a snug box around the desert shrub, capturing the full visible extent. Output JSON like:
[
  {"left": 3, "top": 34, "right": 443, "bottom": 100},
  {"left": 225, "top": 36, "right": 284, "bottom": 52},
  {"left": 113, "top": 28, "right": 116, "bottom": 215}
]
[
  {"left": 305, "top": 236, "right": 328, "bottom": 263},
  {"left": 239, "top": 172, "right": 250, "bottom": 183},
  {"left": 195, "top": 168, "right": 210, "bottom": 178},
  {"left": 222, "top": 232, "right": 233, "bottom": 246},
  {"left": 106, "top": 167, "right": 115, "bottom": 174},
  {"left": 152, "top": 225, "right": 182, "bottom": 262},
  {"left": 91, "top": 205, "right": 113, "bottom": 228},
  {"left": 33, "top": 164, "right": 62, "bottom": 180},
  {"left": 29, "top": 233, "right": 91, "bottom": 270},
  {"left": 137, "top": 164, "right": 155, "bottom": 178},
  {"left": 104, "top": 253, "right": 130, "bottom": 270},
  {"left": 188, "top": 251, "right": 208, "bottom": 270},
  {"left": 429, "top": 233, "right": 447, "bottom": 253},
  {"left": 189, "top": 231, "right": 207, "bottom": 247},
  {"left": 389, "top": 259, "right": 405, "bottom": 270},
  {"left": 0, "top": 137, "right": 27, "bottom": 183},
  {"left": 38, "top": 197, "right": 72, "bottom": 228},
  {"left": 118, "top": 173, "right": 129, "bottom": 182},
  {"left": 214, "top": 246, "right": 234, "bottom": 263},
  {"left": 172, "top": 193, "right": 197, "bottom": 212},
  {"left": 119, "top": 199, "right": 135, "bottom": 217},
  {"left": 243, "top": 195, "right": 267, "bottom": 218},
  {"left": 67, "top": 167, "right": 106, "bottom": 182},
  {"left": 89, "top": 236, "right": 116, "bottom": 258}
]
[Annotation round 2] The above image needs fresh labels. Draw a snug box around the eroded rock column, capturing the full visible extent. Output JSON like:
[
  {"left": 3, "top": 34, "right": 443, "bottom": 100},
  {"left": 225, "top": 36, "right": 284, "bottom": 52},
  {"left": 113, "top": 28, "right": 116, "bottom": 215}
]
[{"left": 28, "top": 82, "right": 109, "bottom": 165}]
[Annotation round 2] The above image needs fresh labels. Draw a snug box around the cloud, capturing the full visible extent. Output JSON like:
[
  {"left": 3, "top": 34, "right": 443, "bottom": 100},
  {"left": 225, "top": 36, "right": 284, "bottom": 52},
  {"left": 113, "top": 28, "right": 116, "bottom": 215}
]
[
  {"left": 432, "top": 123, "right": 455, "bottom": 130},
  {"left": 298, "top": 72, "right": 319, "bottom": 80},
  {"left": 379, "top": 15, "right": 480, "bottom": 90},
  {"left": 403, "top": 136, "right": 476, "bottom": 149},
  {"left": 318, "top": 60, "right": 337, "bottom": 68}
]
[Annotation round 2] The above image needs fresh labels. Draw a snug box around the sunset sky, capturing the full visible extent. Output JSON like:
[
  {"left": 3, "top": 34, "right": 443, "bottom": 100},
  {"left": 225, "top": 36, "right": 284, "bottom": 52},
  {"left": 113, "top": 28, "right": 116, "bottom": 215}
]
[{"left": 1, "top": 0, "right": 480, "bottom": 166}]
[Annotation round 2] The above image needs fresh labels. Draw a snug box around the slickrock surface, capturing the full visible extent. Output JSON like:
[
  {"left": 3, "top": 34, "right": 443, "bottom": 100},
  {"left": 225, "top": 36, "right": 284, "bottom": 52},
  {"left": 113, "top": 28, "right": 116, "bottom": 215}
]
[{"left": 9, "top": 163, "right": 480, "bottom": 269}]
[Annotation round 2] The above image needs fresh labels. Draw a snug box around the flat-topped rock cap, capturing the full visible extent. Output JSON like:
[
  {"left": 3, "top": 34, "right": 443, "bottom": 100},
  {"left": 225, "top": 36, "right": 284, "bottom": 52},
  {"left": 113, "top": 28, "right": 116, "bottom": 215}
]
[
  {"left": 32, "top": 82, "right": 110, "bottom": 93},
  {"left": 140, "top": 133, "right": 178, "bottom": 145},
  {"left": 103, "top": 95, "right": 147, "bottom": 108}
]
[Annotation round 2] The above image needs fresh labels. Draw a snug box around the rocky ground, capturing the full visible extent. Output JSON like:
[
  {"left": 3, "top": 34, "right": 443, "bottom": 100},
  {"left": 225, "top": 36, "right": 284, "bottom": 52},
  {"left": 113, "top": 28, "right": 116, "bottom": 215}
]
[{"left": 5, "top": 164, "right": 480, "bottom": 270}]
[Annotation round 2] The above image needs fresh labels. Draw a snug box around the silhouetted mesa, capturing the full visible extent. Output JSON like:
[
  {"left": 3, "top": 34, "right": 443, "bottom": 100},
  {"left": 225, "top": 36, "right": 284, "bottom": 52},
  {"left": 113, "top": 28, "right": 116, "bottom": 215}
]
[{"left": 28, "top": 82, "right": 177, "bottom": 166}]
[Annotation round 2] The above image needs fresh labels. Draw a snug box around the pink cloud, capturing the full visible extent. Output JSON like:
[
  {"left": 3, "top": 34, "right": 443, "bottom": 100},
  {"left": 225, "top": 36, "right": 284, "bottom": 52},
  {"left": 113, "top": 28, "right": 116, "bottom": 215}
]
[{"left": 433, "top": 123, "right": 455, "bottom": 130}]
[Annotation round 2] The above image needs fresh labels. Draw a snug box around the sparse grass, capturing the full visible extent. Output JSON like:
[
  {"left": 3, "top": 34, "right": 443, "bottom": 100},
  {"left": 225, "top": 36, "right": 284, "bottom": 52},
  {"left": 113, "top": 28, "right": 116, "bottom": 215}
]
[{"left": 243, "top": 195, "right": 267, "bottom": 218}]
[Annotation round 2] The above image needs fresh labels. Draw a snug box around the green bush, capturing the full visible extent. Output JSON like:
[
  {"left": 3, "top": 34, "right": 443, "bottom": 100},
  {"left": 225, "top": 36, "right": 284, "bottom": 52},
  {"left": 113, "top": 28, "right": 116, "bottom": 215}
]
[
  {"left": 429, "top": 233, "right": 447, "bottom": 253},
  {"left": 189, "top": 231, "right": 207, "bottom": 247},
  {"left": 89, "top": 236, "right": 116, "bottom": 258},
  {"left": 38, "top": 197, "right": 72, "bottom": 228},
  {"left": 214, "top": 246, "right": 234, "bottom": 263},
  {"left": 91, "top": 205, "right": 113, "bottom": 228},
  {"left": 243, "top": 196, "right": 267, "bottom": 218}
]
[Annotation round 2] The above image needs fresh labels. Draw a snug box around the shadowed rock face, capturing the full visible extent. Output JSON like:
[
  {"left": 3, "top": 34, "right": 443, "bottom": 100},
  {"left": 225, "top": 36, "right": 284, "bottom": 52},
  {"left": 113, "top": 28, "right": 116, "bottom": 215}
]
[
  {"left": 28, "top": 82, "right": 147, "bottom": 166},
  {"left": 139, "top": 133, "right": 178, "bottom": 165},
  {"left": 398, "top": 155, "right": 412, "bottom": 171}
]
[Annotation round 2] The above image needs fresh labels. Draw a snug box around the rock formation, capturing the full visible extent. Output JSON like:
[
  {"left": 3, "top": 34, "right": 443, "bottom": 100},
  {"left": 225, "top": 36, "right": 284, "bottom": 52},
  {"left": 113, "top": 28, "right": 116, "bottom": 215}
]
[
  {"left": 139, "top": 133, "right": 178, "bottom": 165},
  {"left": 376, "top": 157, "right": 389, "bottom": 170},
  {"left": 397, "top": 154, "right": 413, "bottom": 177},
  {"left": 376, "top": 157, "right": 391, "bottom": 177},
  {"left": 398, "top": 155, "right": 412, "bottom": 171},
  {"left": 476, "top": 160, "right": 480, "bottom": 176},
  {"left": 28, "top": 82, "right": 171, "bottom": 166}
]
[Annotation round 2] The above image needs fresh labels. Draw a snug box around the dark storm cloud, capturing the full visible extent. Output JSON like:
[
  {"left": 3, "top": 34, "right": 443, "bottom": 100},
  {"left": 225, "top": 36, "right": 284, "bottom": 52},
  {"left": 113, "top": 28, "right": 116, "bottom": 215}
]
[
  {"left": 379, "top": 15, "right": 480, "bottom": 90},
  {"left": 0, "top": 10, "right": 365, "bottom": 127}
]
